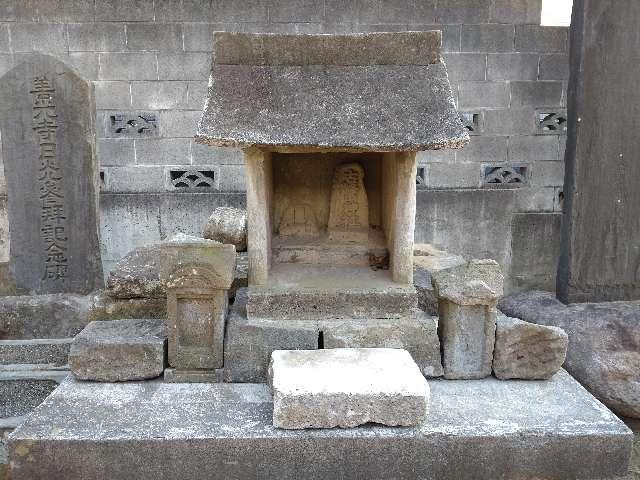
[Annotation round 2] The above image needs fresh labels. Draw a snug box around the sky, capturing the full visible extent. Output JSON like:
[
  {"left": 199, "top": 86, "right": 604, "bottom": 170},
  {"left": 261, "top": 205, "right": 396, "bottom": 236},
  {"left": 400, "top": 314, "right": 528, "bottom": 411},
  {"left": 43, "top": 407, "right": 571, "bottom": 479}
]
[{"left": 541, "top": 0, "right": 573, "bottom": 26}]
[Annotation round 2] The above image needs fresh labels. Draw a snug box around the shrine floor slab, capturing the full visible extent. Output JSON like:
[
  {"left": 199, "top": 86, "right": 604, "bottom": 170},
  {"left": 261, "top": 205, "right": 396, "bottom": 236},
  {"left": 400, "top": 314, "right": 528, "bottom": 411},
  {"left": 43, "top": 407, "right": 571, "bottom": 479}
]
[{"left": 7, "top": 370, "right": 632, "bottom": 480}]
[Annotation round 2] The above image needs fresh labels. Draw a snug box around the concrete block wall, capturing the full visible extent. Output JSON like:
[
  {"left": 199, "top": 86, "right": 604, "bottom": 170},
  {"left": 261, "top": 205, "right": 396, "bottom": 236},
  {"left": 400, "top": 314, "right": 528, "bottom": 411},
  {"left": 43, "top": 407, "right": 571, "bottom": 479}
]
[{"left": 0, "top": 0, "right": 568, "bottom": 291}]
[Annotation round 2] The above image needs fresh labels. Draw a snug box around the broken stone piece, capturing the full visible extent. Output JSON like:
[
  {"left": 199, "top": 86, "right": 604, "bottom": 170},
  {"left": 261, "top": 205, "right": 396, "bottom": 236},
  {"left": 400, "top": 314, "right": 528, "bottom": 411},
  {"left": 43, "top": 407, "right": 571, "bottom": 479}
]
[
  {"left": 432, "top": 259, "right": 503, "bottom": 306},
  {"left": 202, "top": 207, "right": 247, "bottom": 251},
  {"left": 69, "top": 319, "right": 166, "bottom": 382},
  {"left": 413, "top": 247, "right": 466, "bottom": 315},
  {"left": 106, "top": 235, "right": 246, "bottom": 300},
  {"left": 268, "top": 348, "right": 430, "bottom": 429},
  {"left": 493, "top": 314, "right": 568, "bottom": 380}
]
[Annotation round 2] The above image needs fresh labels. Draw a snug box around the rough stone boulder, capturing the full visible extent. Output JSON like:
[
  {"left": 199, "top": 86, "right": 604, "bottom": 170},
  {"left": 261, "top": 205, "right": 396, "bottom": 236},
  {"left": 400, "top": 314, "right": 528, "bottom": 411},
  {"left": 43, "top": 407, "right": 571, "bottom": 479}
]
[
  {"left": 499, "top": 291, "right": 640, "bottom": 418},
  {"left": 203, "top": 207, "right": 247, "bottom": 252},
  {"left": 493, "top": 314, "right": 568, "bottom": 380},
  {"left": 106, "top": 235, "right": 247, "bottom": 300}
]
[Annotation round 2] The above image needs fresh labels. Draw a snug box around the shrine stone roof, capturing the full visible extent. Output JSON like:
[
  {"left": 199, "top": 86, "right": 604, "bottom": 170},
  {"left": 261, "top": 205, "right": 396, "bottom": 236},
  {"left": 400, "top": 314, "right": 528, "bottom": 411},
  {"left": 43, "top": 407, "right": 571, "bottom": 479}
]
[{"left": 196, "top": 31, "right": 469, "bottom": 153}]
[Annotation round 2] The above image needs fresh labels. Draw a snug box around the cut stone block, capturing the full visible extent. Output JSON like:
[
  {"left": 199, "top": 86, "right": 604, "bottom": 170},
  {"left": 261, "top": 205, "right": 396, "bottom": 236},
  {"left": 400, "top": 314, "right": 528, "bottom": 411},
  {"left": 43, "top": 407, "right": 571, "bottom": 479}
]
[
  {"left": 7, "top": 372, "right": 632, "bottom": 480},
  {"left": 493, "top": 314, "right": 568, "bottom": 380},
  {"left": 0, "top": 339, "right": 72, "bottom": 367},
  {"left": 268, "top": 348, "right": 430, "bottom": 429},
  {"left": 432, "top": 259, "right": 504, "bottom": 306},
  {"left": 69, "top": 319, "right": 167, "bottom": 382},
  {"left": 224, "top": 289, "right": 443, "bottom": 382},
  {"left": 413, "top": 247, "right": 466, "bottom": 315},
  {"left": 202, "top": 207, "right": 247, "bottom": 251}
]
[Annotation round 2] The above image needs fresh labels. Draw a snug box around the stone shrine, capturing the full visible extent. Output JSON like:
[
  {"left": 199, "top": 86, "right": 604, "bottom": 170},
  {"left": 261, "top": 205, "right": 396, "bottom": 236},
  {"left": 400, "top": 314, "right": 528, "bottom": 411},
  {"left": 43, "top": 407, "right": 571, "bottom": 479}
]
[
  {"left": 0, "top": 53, "right": 103, "bottom": 295},
  {"left": 196, "top": 31, "right": 469, "bottom": 322}
]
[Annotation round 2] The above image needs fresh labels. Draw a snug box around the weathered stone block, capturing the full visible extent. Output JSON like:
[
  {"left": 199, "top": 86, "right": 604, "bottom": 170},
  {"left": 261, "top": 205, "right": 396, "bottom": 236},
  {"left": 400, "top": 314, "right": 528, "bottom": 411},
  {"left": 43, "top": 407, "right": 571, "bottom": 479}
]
[
  {"left": 69, "top": 319, "right": 166, "bottom": 382},
  {"left": 202, "top": 207, "right": 247, "bottom": 251},
  {"left": 441, "top": 53, "right": 486, "bottom": 82},
  {"left": 125, "top": 23, "right": 182, "bottom": 52},
  {"left": 438, "top": 301, "right": 497, "bottom": 379},
  {"left": 433, "top": 260, "right": 503, "bottom": 379},
  {"left": 0, "top": 339, "right": 72, "bottom": 367},
  {"left": 500, "top": 291, "right": 640, "bottom": 419},
  {"left": 6, "top": 373, "right": 633, "bottom": 480},
  {"left": 269, "top": 348, "right": 430, "bottom": 429},
  {"left": 458, "top": 81, "right": 509, "bottom": 109},
  {"left": 413, "top": 249, "right": 466, "bottom": 316},
  {"left": 515, "top": 25, "right": 568, "bottom": 53},
  {"left": 322, "top": 313, "right": 444, "bottom": 378},
  {"left": 163, "top": 368, "right": 223, "bottom": 383},
  {"left": 510, "top": 81, "right": 564, "bottom": 107},
  {"left": 493, "top": 314, "right": 567, "bottom": 380},
  {"left": 487, "top": 53, "right": 539, "bottom": 81},
  {"left": 98, "top": 52, "right": 158, "bottom": 80},
  {"left": 461, "top": 24, "right": 515, "bottom": 53},
  {"left": 106, "top": 243, "right": 167, "bottom": 299}
]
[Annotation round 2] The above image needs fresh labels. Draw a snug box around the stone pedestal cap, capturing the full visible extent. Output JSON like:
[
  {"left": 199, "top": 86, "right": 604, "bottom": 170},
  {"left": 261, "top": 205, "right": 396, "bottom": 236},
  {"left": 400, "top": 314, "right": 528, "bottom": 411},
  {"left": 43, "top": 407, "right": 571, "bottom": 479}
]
[
  {"left": 432, "top": 259, "right": 504, "bottom": 306},
  {"left": 196, "top": 32, "right": 469, "bottom": 152},
  {"left": 159, "top": 233, "right": 236, "bottom": 290}
]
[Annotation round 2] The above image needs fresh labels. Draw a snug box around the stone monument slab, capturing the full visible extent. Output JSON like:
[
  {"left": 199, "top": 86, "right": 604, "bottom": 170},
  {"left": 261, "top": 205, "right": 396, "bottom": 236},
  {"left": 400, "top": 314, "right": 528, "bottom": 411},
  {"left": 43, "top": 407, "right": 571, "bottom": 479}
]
[
  {"left": 0, "top": 54, "right": 102, "bottom": 294},
  {"left": 268, "top": 348, "right": 430, "bottom": 429}
]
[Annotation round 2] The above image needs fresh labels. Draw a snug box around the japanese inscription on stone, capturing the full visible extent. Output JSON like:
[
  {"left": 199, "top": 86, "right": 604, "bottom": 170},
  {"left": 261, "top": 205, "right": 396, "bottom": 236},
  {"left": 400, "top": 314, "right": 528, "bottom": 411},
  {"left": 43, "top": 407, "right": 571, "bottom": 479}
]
[
  {"left": 31, "top": 75, "right": 68, "bottom": 280},
  {"left": 0, "top": 54, "right": 103, "bottom": 294}
]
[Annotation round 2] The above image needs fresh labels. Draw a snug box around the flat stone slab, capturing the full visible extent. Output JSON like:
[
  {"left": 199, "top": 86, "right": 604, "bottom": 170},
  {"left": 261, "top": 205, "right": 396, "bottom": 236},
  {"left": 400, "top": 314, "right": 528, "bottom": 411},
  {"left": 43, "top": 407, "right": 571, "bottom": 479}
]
[
  {"left": 269, "top": 348, "right": 430, "bottom": 429},
  {"left": 69, "top": 319, "right": 166, "bottom": 382},
  {"left": 8, "top": 371, "right": 632, "bottom": 480}
]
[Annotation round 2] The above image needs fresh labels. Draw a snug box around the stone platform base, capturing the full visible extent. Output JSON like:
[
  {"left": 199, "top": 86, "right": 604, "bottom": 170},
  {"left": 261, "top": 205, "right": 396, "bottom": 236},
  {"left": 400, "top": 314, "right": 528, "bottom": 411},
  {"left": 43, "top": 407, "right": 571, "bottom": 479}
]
[
  {"left": 8, "top": 371, "right": 632, "bottom": 480},
  {"left": 224, "top": 289, "right": 442, "bottom": 382}
]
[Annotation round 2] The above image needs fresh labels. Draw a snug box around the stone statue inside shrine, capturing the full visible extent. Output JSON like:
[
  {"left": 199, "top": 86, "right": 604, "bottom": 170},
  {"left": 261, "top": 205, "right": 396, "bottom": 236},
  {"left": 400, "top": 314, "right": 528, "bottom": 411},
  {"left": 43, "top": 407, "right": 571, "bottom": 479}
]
[{"left": 327, "top": 163, "right": 369, "bottom": 243}]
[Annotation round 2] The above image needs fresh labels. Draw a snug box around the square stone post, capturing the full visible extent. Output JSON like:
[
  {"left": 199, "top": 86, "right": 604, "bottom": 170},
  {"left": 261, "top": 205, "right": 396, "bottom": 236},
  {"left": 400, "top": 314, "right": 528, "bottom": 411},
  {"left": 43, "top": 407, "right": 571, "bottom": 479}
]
[
  {"left": 432, "top": 259, "right": 503, "bottom": 379},
  {"left": 391, "top": 152, "right": 417, "bottom": 284},
  {"left": 244, "top": 147, "right": 273, "bottom": 286}
]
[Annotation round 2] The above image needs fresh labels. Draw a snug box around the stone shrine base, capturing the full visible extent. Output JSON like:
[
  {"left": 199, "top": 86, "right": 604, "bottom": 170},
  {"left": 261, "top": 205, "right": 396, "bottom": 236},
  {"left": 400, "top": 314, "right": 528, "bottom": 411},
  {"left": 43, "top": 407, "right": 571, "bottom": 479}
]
[{"left": 8, "top": 371, "right": 632, "bottom": 480}]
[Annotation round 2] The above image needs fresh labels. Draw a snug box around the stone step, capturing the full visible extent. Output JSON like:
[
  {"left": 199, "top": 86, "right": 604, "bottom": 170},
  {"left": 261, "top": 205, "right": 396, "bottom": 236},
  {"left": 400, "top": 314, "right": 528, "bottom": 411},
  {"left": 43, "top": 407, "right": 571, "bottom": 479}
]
[
  {"left": 7, "top": 371, "right": 632, "bottom": 480},
  {"left": 0, "top": 370, "right": 68, "bottom": 419},
  {"left": 0, "top": 338, "right": 73, "bottom": 367}
]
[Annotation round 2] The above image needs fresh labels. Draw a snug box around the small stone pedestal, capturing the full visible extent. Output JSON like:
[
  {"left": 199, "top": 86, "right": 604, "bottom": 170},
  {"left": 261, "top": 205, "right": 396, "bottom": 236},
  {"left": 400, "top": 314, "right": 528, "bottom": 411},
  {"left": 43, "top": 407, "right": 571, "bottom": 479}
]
[
  {"left": 160, "top": 235, "right": 236, "bottom": 383},
  {"left": 432, "top": 260, "right": 503, "bottom": 379}
]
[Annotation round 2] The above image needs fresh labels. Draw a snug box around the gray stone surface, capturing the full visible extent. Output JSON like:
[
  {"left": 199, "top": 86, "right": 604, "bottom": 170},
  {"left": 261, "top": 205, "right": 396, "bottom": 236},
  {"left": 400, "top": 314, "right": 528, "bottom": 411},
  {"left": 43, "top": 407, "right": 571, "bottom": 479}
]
[
  {"left": 0, "top": 339, "right": 72, "bottom": 367},
  {"left": 163, "top": 368, "right": 223, "bottom": 383},
  {"left": 0, "top": 53, "right": 103, "bottom": 294},
  {"left": 196, "top": 32, "right": 468, "bottom": 151},
  {"left": 225, "top": 289, "right": 443, "bottom": 382},
  {"left": 493, "top": 314, "right": 568, "bottom": 380},
  {"left": 69, "top": 319, "right": 166, "bottom": 382},
  {"left": 413, "top": 247, "right": 466, "bottom": 315},
  {"left": 7, "top": 371, "right": 632, "bottom": 480},
  {"left": 247, "top": 283, "right": 418, "bottom": 321},
  {"left": 202, "top": 207, "right": 247, "bottom": 251},
  {"left": 0, "top": 291, "right": 166, "bottom": 340},
  {"left": 268, "top": 348, "right": 430, "bottom": 429},
  {"left": 500, "top": 291, "right": 640, "bottom": 419},
  {"left": 432, "top": 259, "right": 503, "bottom": 306},
  {"left": 106, "top": 238, "right": 247, "bottom": 300},
  {"left": 0, "top": 370, "right": 67, "bottom": 418}
]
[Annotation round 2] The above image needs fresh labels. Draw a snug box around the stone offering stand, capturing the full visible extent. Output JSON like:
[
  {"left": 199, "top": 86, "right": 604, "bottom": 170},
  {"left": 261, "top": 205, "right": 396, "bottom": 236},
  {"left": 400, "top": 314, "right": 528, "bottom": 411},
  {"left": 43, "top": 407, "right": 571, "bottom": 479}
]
[{"left": 4, "top": 32, "right": 634, "bottom": 480}]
